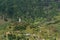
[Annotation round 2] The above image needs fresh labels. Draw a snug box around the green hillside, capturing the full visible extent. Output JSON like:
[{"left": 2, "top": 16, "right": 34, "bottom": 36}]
[{"left": 0, "top": 0, "right": 60, "bottom": 40}]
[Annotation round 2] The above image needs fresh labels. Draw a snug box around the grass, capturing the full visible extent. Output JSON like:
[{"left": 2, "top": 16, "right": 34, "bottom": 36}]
[{"left": 0, "top": 21, "right": 60, "bottom": 40}]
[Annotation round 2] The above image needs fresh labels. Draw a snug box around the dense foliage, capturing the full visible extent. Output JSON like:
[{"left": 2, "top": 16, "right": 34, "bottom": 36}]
[{"left": 0, "top": 0, "right": 60, "bottom": 40}]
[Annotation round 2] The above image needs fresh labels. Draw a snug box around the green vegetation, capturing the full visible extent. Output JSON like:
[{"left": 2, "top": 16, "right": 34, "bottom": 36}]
[{"left": 0, "top": 0, "right": 60, "bottom": 40}]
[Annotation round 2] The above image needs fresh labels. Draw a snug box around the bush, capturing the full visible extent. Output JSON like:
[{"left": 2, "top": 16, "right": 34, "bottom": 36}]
[
  {"left": 8, "top": 34, "right": 16, "bottom": 40},
  {"left": 13, "top": 25, "right": 26, "bottom": 31}
]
